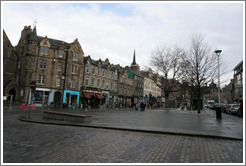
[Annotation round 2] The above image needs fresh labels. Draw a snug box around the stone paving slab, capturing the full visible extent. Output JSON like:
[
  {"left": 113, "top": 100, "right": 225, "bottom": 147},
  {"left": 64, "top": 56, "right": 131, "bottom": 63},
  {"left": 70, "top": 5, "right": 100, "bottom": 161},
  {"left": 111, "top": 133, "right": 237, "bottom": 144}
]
[{"left": 18, "top": 107, "right": 243, "bottom": 140}]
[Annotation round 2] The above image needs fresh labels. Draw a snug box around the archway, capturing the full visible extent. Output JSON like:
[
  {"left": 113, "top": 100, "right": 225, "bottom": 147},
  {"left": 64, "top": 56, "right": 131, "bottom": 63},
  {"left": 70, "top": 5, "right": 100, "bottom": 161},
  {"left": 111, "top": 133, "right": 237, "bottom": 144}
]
[{"left": 8, "top": 88, "right": 16, "bottom": 101}]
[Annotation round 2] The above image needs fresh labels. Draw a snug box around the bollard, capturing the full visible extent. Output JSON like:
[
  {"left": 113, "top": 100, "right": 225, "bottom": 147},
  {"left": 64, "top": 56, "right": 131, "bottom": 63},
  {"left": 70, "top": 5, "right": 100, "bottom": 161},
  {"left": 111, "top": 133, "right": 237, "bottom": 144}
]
[{"left": 216, "top": 106, "right": 222, "bottom": 119}]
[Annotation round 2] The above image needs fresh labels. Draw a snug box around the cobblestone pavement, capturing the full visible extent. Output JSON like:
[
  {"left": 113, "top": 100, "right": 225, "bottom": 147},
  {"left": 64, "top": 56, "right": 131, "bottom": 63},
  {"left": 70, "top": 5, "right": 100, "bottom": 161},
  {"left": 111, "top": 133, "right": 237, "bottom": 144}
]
[{"left": 2, "top": 110, "right": 243, "bottom": 163}]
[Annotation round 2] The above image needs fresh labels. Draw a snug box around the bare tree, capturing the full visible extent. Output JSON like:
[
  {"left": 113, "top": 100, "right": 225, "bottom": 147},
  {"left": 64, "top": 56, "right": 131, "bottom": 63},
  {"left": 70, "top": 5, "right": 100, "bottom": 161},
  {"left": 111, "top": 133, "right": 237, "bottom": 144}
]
[
  {"left": 182, "top": 35, "right": 217, "bottom": 113},
  {"left": 150, "top": 45, "right": 186, "bottom": 108}
]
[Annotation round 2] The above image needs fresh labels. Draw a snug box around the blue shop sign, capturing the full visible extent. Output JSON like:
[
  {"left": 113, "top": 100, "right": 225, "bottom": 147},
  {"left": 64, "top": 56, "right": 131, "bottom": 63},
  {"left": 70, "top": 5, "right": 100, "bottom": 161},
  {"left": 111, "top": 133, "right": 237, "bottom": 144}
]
[{"left": 63, "top": 90, "right": 80, "bottom": 108}]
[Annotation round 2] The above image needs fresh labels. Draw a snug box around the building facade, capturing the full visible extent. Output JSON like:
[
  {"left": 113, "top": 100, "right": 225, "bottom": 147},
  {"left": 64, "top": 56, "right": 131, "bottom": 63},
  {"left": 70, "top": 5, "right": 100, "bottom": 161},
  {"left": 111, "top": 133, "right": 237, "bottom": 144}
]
[
  {"left": 130, "top": 51, "right": 144, "bottom": 103},
  {"left": 233, "top": 60, "right": 243, "bottom": 102},
  {"left": 117, "top": 66, "right": 135, "bottom": 107},
  {"left": 15, "top": 25, "right": 84, "bottom": 107},
  {"left": 3, "top": 30, "right": 20, "bottom": 104},
  {"left": 141, "top": 68, "right": 161, "bottom": 100},
  {"left": 82, "top": 56, "right": 118, "bottom": 108}
]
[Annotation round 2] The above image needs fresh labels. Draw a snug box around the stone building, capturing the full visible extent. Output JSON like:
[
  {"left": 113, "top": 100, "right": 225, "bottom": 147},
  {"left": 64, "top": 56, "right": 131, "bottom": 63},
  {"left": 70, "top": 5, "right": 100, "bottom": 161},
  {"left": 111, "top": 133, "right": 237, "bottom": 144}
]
[
  {"left": 141, "top": 68, "right": 161, "bottom": 102},
  {"left": 117, "top": 66, "right": 135, "bottom": 107},
  {"left": 82, "top": 56, "right": 118, "bottom": 108},
  {"left": 233, "top": 60, "right": 243, "bottom": 102},
  {"left": 130, "top": 50, "right": 144, "bottom": 103},
  {"left": 15, "top": 25, "right": 84, "bottom": 108},
  {"left": 3, "top": 30, "right": 20, "bottom": 104}
]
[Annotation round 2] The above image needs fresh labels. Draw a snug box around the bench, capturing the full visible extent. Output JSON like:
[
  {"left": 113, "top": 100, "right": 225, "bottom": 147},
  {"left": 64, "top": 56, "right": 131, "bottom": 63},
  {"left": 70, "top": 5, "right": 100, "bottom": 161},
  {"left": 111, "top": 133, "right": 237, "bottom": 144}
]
[{"left": 43, "top": 111, "right": 92, "bottom": 123}]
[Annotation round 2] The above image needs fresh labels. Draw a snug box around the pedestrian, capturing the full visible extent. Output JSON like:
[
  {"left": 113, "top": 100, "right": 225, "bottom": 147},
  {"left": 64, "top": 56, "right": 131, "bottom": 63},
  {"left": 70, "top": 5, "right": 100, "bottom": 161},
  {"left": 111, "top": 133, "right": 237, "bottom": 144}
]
[
  {"left": 140, "top": 102, "right": 144, "bottom": 111},
  {"left": 150, "top": 102, "right": 153, "bottom": 110},
  {"left": 147, "top": 102, "right": 149, "bottom": 109},
  {"left": 143, "top": 102, "right": 146, "bottom": 111},
  {"left": 135, "top": 103, "right": 139, "bottom": 111}
]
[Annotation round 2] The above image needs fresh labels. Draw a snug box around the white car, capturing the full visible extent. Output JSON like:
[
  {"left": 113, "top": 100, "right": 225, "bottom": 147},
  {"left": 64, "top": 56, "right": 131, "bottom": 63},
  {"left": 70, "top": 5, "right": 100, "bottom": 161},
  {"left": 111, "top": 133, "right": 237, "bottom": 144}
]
[{"left": 226, "top": 104, "right": 240, "bottom": 115}]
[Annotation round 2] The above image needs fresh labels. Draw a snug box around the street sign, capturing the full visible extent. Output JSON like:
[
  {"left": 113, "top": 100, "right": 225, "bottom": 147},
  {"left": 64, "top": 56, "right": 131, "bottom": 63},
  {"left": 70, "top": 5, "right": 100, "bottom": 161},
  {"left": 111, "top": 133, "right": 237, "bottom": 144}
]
[{"left": 30, "top": 81, "right": 36, "bottom": 90}]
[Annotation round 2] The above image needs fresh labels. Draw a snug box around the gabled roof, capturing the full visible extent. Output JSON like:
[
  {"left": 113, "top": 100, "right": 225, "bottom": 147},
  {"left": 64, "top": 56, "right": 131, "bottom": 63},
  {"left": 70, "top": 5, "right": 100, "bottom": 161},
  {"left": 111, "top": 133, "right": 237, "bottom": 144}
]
[{"left": 37, "top": 36, "right": 70, "bottom": 49}]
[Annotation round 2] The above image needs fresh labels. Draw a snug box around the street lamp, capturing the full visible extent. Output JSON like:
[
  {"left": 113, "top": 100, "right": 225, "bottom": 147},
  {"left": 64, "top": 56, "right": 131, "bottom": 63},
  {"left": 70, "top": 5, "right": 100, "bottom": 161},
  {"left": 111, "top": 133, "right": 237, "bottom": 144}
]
[{"left": 215, "top": 50, "right": 222, "bottom": 106}]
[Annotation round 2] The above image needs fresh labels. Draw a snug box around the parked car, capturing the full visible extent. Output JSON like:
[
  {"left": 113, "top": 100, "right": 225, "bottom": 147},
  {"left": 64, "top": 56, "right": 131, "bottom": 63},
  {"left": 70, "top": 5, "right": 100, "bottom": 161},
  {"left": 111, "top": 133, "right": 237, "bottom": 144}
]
[
  {"left": 221, "top": 104, "right": 229, "bottom": 113},
  {"left": 226, "top": 104, "right": 240, "bottom": 115}
]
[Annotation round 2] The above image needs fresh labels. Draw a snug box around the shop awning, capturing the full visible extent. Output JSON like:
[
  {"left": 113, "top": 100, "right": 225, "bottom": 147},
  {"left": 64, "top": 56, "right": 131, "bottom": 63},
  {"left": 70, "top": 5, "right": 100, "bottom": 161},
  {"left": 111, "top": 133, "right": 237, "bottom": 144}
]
[
  {"left": 83, "top": 93, "right": 91, "bottom": 99},
  {"left": 96, "top": 94, "right": 103, "bottom": 100}
]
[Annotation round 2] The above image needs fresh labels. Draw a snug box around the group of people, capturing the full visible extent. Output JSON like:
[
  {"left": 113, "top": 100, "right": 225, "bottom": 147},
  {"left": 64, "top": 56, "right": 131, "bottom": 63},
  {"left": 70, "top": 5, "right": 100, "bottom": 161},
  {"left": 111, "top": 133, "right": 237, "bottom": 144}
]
[{"left": 135, "top": 102, "right": 154, "bottom": 111}]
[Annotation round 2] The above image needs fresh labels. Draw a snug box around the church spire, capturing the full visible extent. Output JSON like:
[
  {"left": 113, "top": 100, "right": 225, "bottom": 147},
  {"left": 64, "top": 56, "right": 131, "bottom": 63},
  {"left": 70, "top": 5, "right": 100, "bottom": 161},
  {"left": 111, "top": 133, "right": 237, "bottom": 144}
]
[
  {"left": 130, "top": 49, "right": 140, "bottom": 72},
  {"left": 132, "top": 50, "right": 136, "bottom": 65}
]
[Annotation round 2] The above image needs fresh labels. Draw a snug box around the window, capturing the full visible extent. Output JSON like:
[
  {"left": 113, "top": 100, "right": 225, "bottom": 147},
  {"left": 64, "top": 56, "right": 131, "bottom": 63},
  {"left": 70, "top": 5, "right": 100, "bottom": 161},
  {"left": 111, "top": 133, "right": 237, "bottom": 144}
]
[
  {"left": 115, "top": 70, "right": 117, "bottom": 80},
  {"left": 40, "top": 60, "right": 47, "bottom": 69},
  {"left": 107, "top": 69, "right": 109, "bottom": 78},
  {"left": 92, "top": 67, "right": 95, "bottom": 75},
  {"left": 73, "top": 52, "right": 78, "bottom": 61},
  {"left": 102, "top": 70, "right": 105, "bottom": 77},
  {"left": 111, "top": 82, "right": 113, "bottom": 89},
  {"left": 86, "top": 61, "right": 90, "bottom": 73},
  {"left": 97, "top": 79, "right": 100, "bottom": 88},
  {"left": 37, "top": 75, "right": 45, "bottom": 85},
  {"left": 102, "top": 80, "right": 105, "bottom": 89},
  {"left": 59, "top": 50, "right": 64, "bottom": 58},
  {"left": 111, "top": 72, "right": 114, "bottom": 79},
  {"left": 98, "top": 66, "right": 101, "bottom": 76},
  {"left": 91, "top": 78, "right": 95, "bottom": 87},
  {"left": 85, "top": 78, "right": 89, "bottom": 86},
  {"left": 106, "top": 81, "right": 109, "bottom": 89},
  {"left": 56, "top": 77, "right": 61, "bottom": 87},
  {"left": 71, "top": 79, "right": 76, "bottom": 88},
  {"left": 72, "top": 64, "right": 77, "bottom": 74},
  {"left": 41, "top": 46, "right": 49, "bottom": 56},
  {"left": 58, "top": 62, "right": 62, "bottom": 71}
]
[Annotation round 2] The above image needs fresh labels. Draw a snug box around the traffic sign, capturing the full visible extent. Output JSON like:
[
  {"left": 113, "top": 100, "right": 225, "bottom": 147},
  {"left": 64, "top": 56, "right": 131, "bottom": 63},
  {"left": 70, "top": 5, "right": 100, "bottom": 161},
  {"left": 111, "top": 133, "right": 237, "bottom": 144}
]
[{"left": 30, "top": 81, "right": 36, "bottom": 90}]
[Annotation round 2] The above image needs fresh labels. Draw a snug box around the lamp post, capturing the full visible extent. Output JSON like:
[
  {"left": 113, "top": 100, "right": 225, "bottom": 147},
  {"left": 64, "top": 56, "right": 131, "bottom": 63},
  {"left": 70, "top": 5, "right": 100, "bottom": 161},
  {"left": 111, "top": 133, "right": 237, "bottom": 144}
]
[{"left": 215, "top": 50, "right": 222, "bottom": 106}]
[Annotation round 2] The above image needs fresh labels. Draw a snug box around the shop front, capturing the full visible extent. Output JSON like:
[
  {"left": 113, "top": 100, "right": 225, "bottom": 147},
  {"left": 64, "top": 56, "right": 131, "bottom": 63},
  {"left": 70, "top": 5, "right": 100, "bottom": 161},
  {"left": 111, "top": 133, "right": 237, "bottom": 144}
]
[
  {"left": 63, "top": 90, "right": 80, "bottom": 108},
  {"left": 82, "top": 90, "right": 103, "bottom": 108},
  {"left": 30, "top": 88, "right": 53, "bottom": 108}
]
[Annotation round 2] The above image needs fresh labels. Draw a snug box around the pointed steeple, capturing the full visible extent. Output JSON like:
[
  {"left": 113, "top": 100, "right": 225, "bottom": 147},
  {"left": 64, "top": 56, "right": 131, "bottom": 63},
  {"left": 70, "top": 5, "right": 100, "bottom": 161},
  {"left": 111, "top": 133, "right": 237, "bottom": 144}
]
[
  {"left": 130, "top": 49, "right": 140, "bottom": 72},
  {"left": 132, "top": 50, "right": 136, "bottom": 65}
]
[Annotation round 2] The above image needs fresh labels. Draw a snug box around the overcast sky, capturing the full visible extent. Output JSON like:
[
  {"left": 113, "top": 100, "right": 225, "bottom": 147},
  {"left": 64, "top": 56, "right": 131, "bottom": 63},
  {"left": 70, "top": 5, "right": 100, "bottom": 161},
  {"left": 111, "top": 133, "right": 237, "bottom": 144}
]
[{"left": 2, "top": 1, "right": 244, "bottom": 87}]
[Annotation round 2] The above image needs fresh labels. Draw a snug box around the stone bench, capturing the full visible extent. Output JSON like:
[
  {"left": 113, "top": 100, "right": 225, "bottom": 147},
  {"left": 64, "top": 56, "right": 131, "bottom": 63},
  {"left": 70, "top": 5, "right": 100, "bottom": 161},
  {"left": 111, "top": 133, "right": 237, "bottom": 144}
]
[{"left": 43, "top": 111, "right": 92, "bottom": 123}]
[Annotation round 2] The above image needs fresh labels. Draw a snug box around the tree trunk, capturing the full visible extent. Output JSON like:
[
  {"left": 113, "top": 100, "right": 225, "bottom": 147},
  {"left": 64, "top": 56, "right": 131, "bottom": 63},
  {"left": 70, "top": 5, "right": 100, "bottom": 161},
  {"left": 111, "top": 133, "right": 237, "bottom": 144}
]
[
  {"left": 197, "top": 87, "right": 201, "bottom": 114},
  {"left": 165, "top": 92, "right": 170, "bottom": 108}
]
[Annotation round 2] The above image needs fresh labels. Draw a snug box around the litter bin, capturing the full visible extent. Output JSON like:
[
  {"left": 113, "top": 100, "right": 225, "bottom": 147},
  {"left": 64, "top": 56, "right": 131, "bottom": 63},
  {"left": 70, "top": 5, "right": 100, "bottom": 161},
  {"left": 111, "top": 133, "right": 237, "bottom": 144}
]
[{"left": 216, "top": 106, "right": 222, "bottom": 119}]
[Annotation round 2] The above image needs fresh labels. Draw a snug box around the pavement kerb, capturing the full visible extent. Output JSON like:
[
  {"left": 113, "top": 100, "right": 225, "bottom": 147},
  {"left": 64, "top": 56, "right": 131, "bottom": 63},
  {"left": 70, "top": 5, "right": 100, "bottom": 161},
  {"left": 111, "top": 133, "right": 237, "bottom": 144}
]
[{"left": 18, "top": 116, "right": 243, "bottom": 141}]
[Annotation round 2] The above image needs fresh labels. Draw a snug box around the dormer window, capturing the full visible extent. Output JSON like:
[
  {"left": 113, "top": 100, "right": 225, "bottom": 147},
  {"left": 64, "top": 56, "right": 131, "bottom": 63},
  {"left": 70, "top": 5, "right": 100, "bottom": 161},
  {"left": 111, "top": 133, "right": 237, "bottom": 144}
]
[
  {"left": 41, "top": 46, "right": 49, "bottom": 56},
  {"left": 86, "top": 61, "right": 90, "bottom": 73},
  {"left": 59, "top": 50, "right": 64, "bottom": 58}
]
